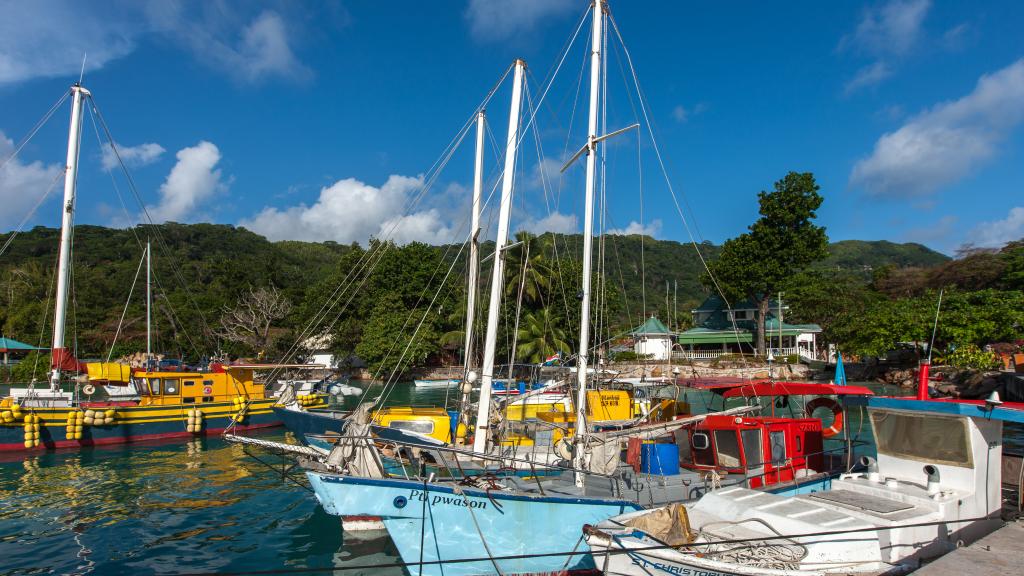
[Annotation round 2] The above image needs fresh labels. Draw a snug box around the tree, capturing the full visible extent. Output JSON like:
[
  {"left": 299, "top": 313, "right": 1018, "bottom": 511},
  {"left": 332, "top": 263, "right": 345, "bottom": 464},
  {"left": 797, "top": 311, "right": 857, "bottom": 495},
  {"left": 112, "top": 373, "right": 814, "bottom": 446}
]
[
  {"left": 516, "top": 308, "right": 570, "bottom": 364},
  {"left": 217, "top": 286, "right": 293, "bottom": 357},
  {"left": 706, "top": 172, "right": 829, "bottom": 355},
  {"left": 355, "top": 292, "right": 440, "bottom": 376}
]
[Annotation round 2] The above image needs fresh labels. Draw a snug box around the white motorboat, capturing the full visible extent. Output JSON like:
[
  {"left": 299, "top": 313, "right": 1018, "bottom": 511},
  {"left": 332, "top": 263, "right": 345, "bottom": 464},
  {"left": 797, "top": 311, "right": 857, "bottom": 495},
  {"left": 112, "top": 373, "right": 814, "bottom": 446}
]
[{"left": 585, "top": 395, "right": 1021, "bottom": 575}]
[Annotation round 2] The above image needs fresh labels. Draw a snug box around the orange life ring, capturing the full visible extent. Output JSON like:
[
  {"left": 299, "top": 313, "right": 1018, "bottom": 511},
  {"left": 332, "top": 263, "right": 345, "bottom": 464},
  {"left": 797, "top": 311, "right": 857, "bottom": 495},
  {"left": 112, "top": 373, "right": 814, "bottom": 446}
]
[{"left": 805, "top": 397, "right": 844, "bottom": 438}]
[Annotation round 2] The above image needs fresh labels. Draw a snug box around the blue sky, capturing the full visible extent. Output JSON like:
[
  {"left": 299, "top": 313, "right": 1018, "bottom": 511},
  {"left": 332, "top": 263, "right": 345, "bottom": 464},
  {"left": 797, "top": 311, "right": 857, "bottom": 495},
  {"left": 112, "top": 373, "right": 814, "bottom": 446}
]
[{"left": 1, "top": 0, "right": 1022, "bottom": 255}]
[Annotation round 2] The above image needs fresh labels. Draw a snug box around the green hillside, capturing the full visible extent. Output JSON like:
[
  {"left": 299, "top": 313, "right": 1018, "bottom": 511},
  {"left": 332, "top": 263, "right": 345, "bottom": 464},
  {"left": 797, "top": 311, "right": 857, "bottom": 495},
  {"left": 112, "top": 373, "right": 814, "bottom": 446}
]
[{"left": 0, "top": 224, "right": 954, "bottom": 370}]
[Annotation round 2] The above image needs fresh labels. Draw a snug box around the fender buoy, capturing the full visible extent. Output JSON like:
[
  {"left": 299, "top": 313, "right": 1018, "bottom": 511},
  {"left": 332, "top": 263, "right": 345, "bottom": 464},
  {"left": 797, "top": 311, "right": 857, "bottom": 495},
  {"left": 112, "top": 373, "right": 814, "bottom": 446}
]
[{"left": 805, "top": 397, "right": 844, "bottom": 438}]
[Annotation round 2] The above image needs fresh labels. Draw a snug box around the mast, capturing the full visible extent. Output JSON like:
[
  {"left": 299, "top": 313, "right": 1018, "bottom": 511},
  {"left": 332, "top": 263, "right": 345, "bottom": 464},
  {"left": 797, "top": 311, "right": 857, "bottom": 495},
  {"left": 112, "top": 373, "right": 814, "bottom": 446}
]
[
  {"left": 573, "top": 0, "right": 604, "bottom": 485},
  {"left": 459, "top": 110, "right": 486, "bottom": 422},
  {"left": 146, "top": 240, "right": 152, "bottom": 369},
  {"left": 49, "top": 84, "right": 90, "bottom": 390},
  {"left": 472, "top": 59, "right": 525, "bottom": 454}
]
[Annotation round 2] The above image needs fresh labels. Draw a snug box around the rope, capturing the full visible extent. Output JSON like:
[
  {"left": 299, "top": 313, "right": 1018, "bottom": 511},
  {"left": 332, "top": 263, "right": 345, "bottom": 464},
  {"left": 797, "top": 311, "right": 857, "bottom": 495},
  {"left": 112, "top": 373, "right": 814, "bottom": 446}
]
[
  {"left": 105, "top": 248, "right": 147, "bottom": 362},
  {"left": 0, "top": 170, "right": 65, "bottom": 260},
  {"left": 0, "top": 89, "right": 70, "bottom": 173}
]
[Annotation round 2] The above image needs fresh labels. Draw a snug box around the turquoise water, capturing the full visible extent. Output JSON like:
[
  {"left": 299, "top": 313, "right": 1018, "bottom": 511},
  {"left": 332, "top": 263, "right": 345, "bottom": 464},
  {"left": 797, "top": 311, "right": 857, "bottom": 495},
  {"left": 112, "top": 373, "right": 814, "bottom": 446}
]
[{"left": 1, "top": 380, "right": 1020, "bottom": 575}]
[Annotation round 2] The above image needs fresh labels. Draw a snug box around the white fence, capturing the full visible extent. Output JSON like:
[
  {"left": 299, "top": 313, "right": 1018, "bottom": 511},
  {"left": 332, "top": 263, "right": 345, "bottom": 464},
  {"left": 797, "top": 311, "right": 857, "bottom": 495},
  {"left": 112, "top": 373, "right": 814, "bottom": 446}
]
[{"left": 672, "top": 347, "right": 803, "bottom": 361}]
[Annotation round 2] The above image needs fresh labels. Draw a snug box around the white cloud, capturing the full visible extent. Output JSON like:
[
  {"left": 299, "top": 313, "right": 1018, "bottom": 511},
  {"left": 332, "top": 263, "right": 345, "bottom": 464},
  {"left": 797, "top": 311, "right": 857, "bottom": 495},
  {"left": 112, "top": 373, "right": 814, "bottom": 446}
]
[
  {"left": 519, "top": 211, "right": 577, "bottom": 235},
  {"left": 161, "top": 10, "right": 312, "bottom": 83},
  {"left": 465, "top": 0, "right": 577, "bottom": 42},
  {"left": 0, "top": 2, "right": 310, "bottom": 86},
  {"left": 240, "top": 175, "right": 461, "bottom": 245},
  {"left": 850, "top": 58, "right": 1024, "bottom": 197},
  {"left": 146, "top": 141, "right": 227, "bottom": 223},
  {"left": 839, "top": 0, "right": 930, "bottom": 93},
  {"left": 101, "top": 142, "right": 165, "bottom": 171},
  {"left": 608, "top": 219, "right": 662, "bottom": 238},
  {"left": 844, "top": 61, "right": 893, "bottom": 95},
  {"left": 0, "top": 131, "right": 63, "bottom": 230},
  {"left": 965, "top": 207, "right": 1024, "bottom": 249},
  {"left": 0, "top": 1, "right": 137, "bottom": 85},
  {"left": 671, "top": 103, "right": 708, "bottom": 123}
]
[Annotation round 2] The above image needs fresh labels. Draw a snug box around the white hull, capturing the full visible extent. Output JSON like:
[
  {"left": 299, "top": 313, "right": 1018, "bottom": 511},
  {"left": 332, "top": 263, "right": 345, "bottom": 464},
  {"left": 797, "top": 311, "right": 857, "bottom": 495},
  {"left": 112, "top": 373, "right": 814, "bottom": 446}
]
[{"left": 413, "top": 378, "right": 460, "bottom": 388}]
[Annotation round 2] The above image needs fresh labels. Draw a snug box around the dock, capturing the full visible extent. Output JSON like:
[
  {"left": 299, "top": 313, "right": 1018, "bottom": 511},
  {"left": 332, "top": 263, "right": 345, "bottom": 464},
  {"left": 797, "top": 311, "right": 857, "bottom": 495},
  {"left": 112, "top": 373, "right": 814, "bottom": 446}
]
[{"left": 915, "top": 520, "right": 1023, "bottom": 574}]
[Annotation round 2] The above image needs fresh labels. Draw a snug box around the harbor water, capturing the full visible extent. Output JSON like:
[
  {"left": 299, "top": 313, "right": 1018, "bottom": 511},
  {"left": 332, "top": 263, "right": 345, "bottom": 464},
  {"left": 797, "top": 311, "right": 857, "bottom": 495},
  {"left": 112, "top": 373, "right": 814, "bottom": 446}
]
[{"left": 1, "top": 381, "right": 1020, "bottom": 575}]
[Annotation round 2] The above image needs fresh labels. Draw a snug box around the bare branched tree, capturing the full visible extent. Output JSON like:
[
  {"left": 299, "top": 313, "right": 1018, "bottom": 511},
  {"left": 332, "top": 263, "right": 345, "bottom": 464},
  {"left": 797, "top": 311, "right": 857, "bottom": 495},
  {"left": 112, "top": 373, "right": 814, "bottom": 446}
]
[{"left": 217, "top": 286, "right": 293, "bottom": 355}]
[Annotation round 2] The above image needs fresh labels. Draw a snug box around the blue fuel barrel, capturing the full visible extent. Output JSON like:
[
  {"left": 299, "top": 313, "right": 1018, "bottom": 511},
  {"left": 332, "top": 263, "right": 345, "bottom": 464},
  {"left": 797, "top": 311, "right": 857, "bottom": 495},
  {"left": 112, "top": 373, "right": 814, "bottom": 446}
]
[{"left": 640, "top": 442, "right": 680, "bottom": 475}]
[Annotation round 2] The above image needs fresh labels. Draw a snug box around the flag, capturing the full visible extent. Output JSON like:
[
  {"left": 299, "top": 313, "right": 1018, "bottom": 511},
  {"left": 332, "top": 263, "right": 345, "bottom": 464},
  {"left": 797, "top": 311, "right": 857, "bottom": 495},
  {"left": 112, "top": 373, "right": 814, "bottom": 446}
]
[{"left": 543, "top": 352, "right": 561, "bottom": 366}]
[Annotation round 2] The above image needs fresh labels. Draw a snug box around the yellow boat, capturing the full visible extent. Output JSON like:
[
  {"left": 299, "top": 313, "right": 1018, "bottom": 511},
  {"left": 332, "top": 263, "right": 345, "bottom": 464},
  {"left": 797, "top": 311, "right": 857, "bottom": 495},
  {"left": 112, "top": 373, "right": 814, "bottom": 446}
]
[{"left": 1, "top": 363, "right": 327, "bottom": 452}]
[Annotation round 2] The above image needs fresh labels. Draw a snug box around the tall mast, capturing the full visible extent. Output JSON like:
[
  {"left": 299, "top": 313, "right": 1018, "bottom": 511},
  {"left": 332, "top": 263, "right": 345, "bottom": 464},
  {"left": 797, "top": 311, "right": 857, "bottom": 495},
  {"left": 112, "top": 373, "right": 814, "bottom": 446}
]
[
  {"left": 459, "top": 110, "right": 486, "bottom": 421},
  {"left": 472, "top": 60, "right": 525, "bottom": 454},
  {"left": 49, "top": 84, "right": 90, "bottom": 390},
  {"left": 573, "top": 0, "right": 604, "bottom": 485},
  {"left": 146, "top": 240, "right": 152, "bottom": 368}
]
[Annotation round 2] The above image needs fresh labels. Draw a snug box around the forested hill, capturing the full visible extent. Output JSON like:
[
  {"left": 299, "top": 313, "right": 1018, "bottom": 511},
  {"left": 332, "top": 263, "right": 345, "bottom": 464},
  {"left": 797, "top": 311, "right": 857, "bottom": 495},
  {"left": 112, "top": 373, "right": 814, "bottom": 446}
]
[
  {"left": 818, "top": 240, "right": 949, "bottom": 270},
  {"left": 0, "top": 223, "right": 948, "bottom": 362}
]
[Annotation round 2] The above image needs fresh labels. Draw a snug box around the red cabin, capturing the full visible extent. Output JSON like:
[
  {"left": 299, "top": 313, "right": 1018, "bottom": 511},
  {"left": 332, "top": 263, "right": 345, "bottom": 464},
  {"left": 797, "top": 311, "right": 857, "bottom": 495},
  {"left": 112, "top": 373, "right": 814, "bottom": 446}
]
[{"left": 677, "top": 415, "right": 824, "bottom": 488}]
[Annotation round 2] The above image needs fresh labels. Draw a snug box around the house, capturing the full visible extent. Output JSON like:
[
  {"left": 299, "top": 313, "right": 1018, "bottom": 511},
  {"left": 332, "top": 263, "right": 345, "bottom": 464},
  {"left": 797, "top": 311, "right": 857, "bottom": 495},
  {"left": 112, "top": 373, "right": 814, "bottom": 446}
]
[
  {"left": 676, "top": 295, "right": 821, "bottom": 359},
  {"left": 631, "top": 315, "right": 673, "bottom": 360}
]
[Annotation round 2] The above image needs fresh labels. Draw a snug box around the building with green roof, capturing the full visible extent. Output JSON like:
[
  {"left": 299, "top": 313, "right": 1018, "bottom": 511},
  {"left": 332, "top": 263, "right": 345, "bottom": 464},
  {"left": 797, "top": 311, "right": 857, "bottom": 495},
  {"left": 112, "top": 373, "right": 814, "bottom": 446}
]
[{"left": 676, "top": 296, "right": 821, "bottom": 359}]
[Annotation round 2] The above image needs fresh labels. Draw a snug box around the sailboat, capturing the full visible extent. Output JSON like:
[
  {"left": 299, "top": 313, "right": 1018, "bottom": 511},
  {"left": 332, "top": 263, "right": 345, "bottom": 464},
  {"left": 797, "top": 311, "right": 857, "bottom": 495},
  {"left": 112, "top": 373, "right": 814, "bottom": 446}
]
[
  {"left": 0, "top": 84, "right": 327, "bottom": 452},
  {"left": 293, "top": 3, "right": 871, "bottom": 574}
]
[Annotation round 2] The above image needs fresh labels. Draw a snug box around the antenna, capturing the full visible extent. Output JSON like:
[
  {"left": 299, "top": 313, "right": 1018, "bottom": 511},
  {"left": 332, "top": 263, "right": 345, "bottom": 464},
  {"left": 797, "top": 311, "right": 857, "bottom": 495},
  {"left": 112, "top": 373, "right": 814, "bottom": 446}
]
[
  {"left": 79, "top": 53, "right": 88, "bottom": 85},
  {"left": 927, "top": 289, "right": 943, "bottom": 364}
]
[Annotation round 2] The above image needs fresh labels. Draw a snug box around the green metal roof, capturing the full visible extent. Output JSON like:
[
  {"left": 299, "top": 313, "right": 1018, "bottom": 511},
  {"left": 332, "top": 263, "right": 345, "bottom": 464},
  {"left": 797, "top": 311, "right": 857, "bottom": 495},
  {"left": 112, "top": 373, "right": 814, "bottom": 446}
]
[
  {"left": 0, "top": 337, "right": 46, "bottom": 352},
  {"left": 676, "top": 328, "right": 753, "bottom": 344},
  {"left": 632, "top": 316, "right": 671, "bottom": 335}
]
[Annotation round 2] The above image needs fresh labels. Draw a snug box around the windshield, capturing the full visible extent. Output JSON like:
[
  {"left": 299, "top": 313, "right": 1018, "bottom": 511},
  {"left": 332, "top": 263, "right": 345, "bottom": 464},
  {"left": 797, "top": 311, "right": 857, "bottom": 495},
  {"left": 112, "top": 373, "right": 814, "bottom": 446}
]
[{"left": 869, "top": 409, "right": 972, "bottom": 468}]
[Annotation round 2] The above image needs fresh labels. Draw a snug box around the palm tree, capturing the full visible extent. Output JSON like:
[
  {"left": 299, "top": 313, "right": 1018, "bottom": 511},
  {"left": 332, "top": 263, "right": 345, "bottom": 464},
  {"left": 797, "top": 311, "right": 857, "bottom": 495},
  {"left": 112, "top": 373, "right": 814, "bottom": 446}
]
[
  {"left": 516, "top": 307, "right": 570, "bottom": 364},
  {"left": 505, "top": 231, "right": 555, "bottom": 306}
]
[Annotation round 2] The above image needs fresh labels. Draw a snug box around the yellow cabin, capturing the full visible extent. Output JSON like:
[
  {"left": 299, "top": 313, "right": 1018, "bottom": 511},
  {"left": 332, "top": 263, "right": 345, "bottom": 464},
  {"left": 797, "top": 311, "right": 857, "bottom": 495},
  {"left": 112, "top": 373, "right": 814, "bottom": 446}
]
[{"left": 371, "top": 407, "right": 465, "bottom": 444}]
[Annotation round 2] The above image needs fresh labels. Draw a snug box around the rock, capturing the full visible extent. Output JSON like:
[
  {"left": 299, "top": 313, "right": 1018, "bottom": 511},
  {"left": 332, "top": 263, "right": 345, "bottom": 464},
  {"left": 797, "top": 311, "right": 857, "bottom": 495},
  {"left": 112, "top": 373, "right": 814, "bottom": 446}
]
[{"left": 936, "top": 383, "right": 960, "bottom": 397}]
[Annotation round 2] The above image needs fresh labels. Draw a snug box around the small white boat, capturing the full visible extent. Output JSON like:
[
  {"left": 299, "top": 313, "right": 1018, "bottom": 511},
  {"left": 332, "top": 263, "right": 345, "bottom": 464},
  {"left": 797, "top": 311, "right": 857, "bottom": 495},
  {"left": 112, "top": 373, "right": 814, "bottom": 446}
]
[
  {"left": 327, "top": 380, "right": 361, "bottom": 396},
  {"left": 413, "top": 378, "right": 460, "bottom": 388}
]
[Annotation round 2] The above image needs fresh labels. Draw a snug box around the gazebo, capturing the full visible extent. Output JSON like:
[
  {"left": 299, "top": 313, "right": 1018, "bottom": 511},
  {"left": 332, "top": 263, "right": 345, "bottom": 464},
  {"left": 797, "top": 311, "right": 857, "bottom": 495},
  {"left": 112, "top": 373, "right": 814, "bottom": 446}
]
[{"left": 0, "top": 337, "right": 47, "bottom": 366}]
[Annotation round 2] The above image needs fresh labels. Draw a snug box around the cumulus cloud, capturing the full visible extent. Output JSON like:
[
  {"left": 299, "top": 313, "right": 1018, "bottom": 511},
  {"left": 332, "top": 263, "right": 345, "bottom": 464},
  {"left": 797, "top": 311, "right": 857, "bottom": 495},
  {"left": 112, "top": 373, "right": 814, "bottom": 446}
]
[
  {"left": 240, "top": 175, "right": 461, "bottom": 245},
  {"left": 0, "top": 2, "right": 310, "bottom": 86},
  {"left": 839, "top": 0, "right": 930, "bottom": 93},
  {"left": 146, "top": 141, "right": 227, "bottom": 223},
  {"left": 608, "top": 219, "right": 662, "bottom": 238},
  {"left": 101, "top": 142, "right": 165, "bottom": 171},
  {"left": 519, "top": 211, "right": 577, "bottom": 235},
  {"left": 0, "top": 131, "right": 63, "bottom": 230},
  {"left": 965, "top": 207, "right": 1024, "bottom": 249},
  {"left": 850, "top": 58, "right": 1024, "bottom": 197},
  {"left": 465, "top": 0, "right": 577, "bottom": 42}
]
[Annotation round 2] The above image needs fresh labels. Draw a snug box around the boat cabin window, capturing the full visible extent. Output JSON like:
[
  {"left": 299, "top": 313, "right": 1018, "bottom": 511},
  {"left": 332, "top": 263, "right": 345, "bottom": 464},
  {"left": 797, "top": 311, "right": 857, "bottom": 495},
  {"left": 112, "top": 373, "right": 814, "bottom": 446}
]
[
  {"left": 149, "top": 378, "right": 162, "bottom": 395},
  {"left": 714, "top": 430, "right": 742, "bottom": 468},
  {"left": 390, "top": 420, "right": 435, "bottom": 435},
  {"left": 741, "top": 429, "right": 763, "bottom": 468},
  {"left": 164, "top": 379, "right": 179, "bottom": 394},
  {"left": 691, "top": 432, "right": 715, "bottom": 466},
  {"left": 870, "top": 410, "right": 972, "bottom": 468},
  {"left": 769, "top": 430, "right": 787, "bottom": 465},
  {"left": 184, "top": 380, "right": 196, "bottom": 387}
]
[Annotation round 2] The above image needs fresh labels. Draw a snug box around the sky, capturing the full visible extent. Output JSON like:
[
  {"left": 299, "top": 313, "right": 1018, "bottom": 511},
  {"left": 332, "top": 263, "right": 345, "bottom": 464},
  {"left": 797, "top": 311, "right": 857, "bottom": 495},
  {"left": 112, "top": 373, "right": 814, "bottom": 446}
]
[{"left": 1, "top": 0, "right": 1022, "bottom": 255}]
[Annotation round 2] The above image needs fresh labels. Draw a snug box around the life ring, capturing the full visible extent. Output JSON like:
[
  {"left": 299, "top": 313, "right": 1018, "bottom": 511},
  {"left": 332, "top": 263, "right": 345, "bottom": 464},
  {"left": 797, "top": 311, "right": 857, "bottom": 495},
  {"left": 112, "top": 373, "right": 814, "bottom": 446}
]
[
  {"left": 82, "top": 384, "right": 96, "bottom": 395},
  {"left": 805, "top": 397, "right": 844, "bottom": 438}
]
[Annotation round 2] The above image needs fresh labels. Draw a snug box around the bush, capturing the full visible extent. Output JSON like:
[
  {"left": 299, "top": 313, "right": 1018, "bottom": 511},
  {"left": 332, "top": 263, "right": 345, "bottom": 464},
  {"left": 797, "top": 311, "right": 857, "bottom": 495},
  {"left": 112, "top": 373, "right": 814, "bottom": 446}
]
[
  {"left": 938, "top": 344, "right": 999, "bottom": 371},
  {"left": 610, "top": 351, "right": 654, "bottom": 362}
]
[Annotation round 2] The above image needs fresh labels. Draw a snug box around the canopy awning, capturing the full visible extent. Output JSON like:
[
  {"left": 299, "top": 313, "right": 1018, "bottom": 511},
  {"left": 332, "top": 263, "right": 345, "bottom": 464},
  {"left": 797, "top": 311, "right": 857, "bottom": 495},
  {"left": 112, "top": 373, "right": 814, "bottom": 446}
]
[{"left": 0, "top": 337, "right": 47, "bottom": 353}]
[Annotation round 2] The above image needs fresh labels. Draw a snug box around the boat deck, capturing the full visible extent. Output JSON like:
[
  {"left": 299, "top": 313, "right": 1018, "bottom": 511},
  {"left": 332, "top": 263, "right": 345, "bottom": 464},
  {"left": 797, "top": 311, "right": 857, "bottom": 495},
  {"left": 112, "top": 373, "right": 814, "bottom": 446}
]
[{"left": 914, "top": 519, "right": 1024, "bottom": 575}]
